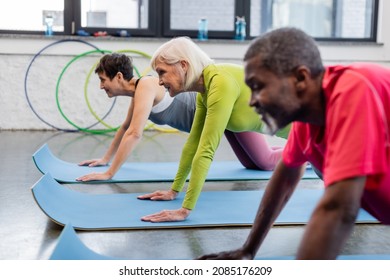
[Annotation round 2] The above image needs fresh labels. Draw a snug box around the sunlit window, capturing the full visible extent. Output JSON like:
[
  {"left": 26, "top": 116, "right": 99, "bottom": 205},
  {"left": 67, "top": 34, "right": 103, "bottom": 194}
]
[
  {"left": 0, "top": 0, "right": 64, "bottom": 32},
  {"left": 250, "top": 0, "right": 376, "bottom": 39},
  {"left": 81, "top": 0, "right": 148, "bottom": 29},
  {"left": 170, "top": 0, "right": 235, "bottom": 31}
]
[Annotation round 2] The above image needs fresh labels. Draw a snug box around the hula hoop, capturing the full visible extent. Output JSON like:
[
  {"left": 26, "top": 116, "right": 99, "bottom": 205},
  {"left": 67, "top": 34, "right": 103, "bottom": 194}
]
[
  {"left": 55, "top": 49, "right": 118, "bottom": 134},
  {"left": 24, "top": 39, "right": 113, "bottom": 132}
]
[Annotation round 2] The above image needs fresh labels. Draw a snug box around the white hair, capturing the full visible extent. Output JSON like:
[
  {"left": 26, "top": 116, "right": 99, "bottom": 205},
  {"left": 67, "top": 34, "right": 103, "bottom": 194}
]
[{"left": 151, "top": 37, "right": 214, "bottom": 90}]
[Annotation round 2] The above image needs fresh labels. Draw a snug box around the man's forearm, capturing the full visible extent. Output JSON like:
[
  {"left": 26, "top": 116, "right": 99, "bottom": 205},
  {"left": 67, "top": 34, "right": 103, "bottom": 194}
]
[
  {"left": 296, "top": 177, "right": 366, "bottom": 259},
  {"left": 242, "top": 162, "right": 305, "bottom": 258}
]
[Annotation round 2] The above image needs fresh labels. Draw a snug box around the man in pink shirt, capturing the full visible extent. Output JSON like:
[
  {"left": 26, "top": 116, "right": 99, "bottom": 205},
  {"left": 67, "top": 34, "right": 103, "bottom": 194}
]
[{"left": 199, "top": 27, "right": 390, "bottom": 260}]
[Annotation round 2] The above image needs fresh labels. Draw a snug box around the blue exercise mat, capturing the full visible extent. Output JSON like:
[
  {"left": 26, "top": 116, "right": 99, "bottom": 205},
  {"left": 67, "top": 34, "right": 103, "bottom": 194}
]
[
  {"left": 50, "top": 224, "right": 390, "bottom": 260},
  {"left": 32, "top": 144, "right": 319, "bottom": 183},
  {"left": 32, "top": 173, "right": 377, "bottom": 230},
  {"left": 50, "top": 224, "right": 120, "bottom": 260}
]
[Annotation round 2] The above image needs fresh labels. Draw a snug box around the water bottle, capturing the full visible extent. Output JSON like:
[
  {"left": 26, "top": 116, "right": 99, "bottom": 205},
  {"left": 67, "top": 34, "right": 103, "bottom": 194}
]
[
  {"left": 235, "top": 16, "right": 246, "bottom": 41},
  {"left": 44, "top": 15, "right": 54, "bottom": 36},
  {"left": 198, "top": 18, "right": 208, "bottom": 41},
  {"left": 240, "top": 17, "right": 246, "bottom": 40}
]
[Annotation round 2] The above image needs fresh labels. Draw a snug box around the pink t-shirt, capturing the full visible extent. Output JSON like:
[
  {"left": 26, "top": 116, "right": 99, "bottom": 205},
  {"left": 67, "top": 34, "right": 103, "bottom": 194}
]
[{"left": 283, "top": 64, "right": 390, "bottom": 223}]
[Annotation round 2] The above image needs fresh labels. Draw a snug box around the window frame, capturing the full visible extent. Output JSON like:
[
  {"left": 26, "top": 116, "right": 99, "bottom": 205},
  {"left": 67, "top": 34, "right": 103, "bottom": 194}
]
[{"left": 0, "top": 0, "right": 380, "bottom": 42}]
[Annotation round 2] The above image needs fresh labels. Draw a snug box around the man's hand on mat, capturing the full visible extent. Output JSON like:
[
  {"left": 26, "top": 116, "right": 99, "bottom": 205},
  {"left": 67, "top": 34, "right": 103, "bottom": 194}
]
[
  {"left": 196, "top": 249, "right": 253, "bottom": 260},
  {"left": 76, "top": 172, "right": 112, "bottom": 182},
  {"left": 78, "top": 158, "right": 108, "bottom": 167},
  {"left": 141, "top": 208, "right": 191, "bottom": 222},
  {"left": 137, "top": 189, "right": 178, "bottom": 201}
]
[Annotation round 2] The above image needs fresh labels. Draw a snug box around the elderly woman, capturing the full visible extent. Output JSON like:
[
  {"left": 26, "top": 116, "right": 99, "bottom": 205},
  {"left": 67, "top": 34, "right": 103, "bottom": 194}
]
[{"left": 138, "top": 37, "right": 289, "bottom": 222}]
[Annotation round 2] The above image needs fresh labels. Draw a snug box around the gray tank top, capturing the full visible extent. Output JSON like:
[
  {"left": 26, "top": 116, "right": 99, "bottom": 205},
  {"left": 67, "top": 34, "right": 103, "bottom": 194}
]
[{"left": 149, "top": 92, "right": 197, "bottom": 133}]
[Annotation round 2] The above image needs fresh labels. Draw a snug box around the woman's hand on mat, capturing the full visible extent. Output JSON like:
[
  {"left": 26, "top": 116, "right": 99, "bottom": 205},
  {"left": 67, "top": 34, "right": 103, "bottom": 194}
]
[
  {"left": 137, "top": 189, "right": 178, "bottom": 201},
  {"left": 141, "top": 208, "right": 191, "bottom": 222},
  {"left": 196, "top": 249, "right": 253, "bottom": 260},
  {"left": 78, "top": 158, "right": 108, "bottom": 167},
  {"left": 76, "top": 172, "right": 112, "bottom": 182}
]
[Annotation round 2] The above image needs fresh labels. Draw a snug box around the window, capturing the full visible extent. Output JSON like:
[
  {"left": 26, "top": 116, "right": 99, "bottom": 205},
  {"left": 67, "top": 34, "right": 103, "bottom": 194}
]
[
  {"left": 81, "top": 0, "right": 147, "bottom": 29},
  {"left": 250, "top": 0, "right": 377, "bottom": 40},
  {"left": 75, "top": 0, "right": 157, "bottom": 37},
  {"left": 164, "top": 0, "right": 238, "bottom": 39},
  {"left": 0, "top": 0, "right": 64, "bottom": 34},
  {"left": 0, "top": 0, "right": 379, "bottom": 41},
  {"left": 79, "top": 0, "right": 150, "bottom": 32}
]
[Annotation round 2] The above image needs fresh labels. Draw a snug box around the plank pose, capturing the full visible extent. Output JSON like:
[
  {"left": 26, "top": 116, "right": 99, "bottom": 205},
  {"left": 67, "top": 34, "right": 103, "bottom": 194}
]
[{"left": 139, "top": 37, "right": 289, "bottom": 222}]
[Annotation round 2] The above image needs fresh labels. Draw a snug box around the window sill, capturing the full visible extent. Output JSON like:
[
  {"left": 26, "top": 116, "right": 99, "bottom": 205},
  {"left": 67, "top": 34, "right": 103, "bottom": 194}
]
[{"left": 1, "top": 33, "right": 382, "bottom": 46}]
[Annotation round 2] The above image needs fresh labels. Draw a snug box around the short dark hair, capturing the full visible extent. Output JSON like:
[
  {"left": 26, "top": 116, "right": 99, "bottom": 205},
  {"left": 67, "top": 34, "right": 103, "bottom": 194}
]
[
  {"left": 244, "top": 27, "right": 324, "bottom": 78},
  {"left": 95, "top": 53, "right": 134, "bottom": 81}
]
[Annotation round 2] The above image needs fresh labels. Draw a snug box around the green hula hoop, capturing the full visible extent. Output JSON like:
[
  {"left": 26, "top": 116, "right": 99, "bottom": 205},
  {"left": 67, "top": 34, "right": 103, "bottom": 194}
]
[{"left": 55, "top": 49, "right": 118, "bottom": 134}]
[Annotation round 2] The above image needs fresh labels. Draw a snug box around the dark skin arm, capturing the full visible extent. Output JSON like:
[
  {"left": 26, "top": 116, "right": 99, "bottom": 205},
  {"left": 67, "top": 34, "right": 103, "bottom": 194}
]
[
  {"left": 197, "top": 161, "right": 305, "bottom": 260},
  {"left": 198, "top": 160, "right": 366, "bottom": 260},
  {"left": 296, "top": 176, "right": 366, "bottom": 259}
]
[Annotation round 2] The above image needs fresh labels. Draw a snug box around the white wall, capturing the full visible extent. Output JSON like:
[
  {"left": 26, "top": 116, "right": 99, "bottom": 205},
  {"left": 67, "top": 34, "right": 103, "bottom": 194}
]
[{"left": 1, "top": 0, "right": 390, "bottom": 131}]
